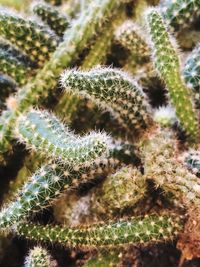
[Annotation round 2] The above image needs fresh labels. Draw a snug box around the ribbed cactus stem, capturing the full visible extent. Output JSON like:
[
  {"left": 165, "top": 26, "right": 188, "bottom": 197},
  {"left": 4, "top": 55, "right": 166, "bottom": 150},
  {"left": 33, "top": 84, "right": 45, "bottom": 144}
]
[
  {"left": 145, "top": 8, "right": 199, "bottom": 140},
  {"left": 33, "top": 2, "right": 69, "bottom": 37},
  {"left": 15, "top": 213, "right": 184, "bottom": 248},
  {"left": 0, "top": 0, "right": 123, "bottom": 158},
  {"left": 24, "top": 246, "right": 54, "bottom": 267},
  {"left": 61, "top": 67, "right": 152, "bottom": 135},
  {"left": 115, "top": 20, "right": 150, "bottom": 60},
  {"left": 0, "top": 48, "right": 31, "bottom": 85},
  {"left": 0, "top": 9, "right": 58, "bottom": 66},
  {"left": 142, "top": 127, "right": 200, "bottom": 207},
  {"left": 16, "top": 109, "right": 109, "bottom": 166},
  {"left": 183, "top": 43, "right": 200, "bottom": 109},
  {"left": 160, "top": 0, "right": 200, "bottom": 32},
  {"left": 0, "top": 146, "right": 129, "bottom": 229},
  {"left": 91, "top": 166, "right": 147, "bottom": 214}
]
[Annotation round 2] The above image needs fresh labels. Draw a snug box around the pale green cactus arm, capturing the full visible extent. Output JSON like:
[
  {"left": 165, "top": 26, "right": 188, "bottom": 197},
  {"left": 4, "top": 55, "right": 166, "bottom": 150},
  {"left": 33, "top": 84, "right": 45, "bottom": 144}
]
[
  {"left": 61, "top": 67, "right": 152, "bottom": 136},
  {"left": 0, "top": 0, "right": 123, "bottom": 161},
  {"left": 145, "top": 8, "right": 199, "bottom": 140},
  {"left": 24, "top": 246, "right": 55, "bottom": 267},
  {"left": 15, "top": 213, "right": 184, "bottom": 248},
  {"left": 16, "top": 109, "right": 109, "bottom": 166}
]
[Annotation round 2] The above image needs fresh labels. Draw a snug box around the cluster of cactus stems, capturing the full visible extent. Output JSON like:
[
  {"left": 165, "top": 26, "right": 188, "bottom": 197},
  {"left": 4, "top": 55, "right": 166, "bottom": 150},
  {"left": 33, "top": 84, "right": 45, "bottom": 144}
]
[{"left": 0, "top": 0, "right": 200, "bottom": 266}]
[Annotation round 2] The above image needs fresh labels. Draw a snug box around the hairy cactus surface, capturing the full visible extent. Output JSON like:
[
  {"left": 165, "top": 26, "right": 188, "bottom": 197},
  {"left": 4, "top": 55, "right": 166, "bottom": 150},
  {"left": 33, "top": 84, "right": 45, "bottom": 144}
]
[{"left": 0, "top": 0, "right": 199, "bottom": 266}]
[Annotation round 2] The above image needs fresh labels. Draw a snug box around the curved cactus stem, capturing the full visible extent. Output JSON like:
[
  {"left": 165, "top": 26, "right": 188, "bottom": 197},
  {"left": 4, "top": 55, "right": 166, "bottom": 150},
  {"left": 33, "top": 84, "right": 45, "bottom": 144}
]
[
  {"left": 15, "top": 213, "right": 184, "bottom": 248},
  {"left": 61, "top": 67, "right": 152, "bottom": 136},
  {"left": 145, "top": 8, "right": 199, "bottom": 140},
  {"left": 33, "top": 2, "right": 69, "bottom": 37},
  {"left": 0, "top": 148, "right": 125, "bottom": 229},
  {"left": 16, "top": 109, "right": 109, "bottom": 166}
]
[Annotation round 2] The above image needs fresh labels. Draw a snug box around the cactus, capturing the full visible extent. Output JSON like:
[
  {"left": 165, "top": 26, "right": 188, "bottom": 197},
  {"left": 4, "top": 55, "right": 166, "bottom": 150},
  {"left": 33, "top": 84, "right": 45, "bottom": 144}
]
[
  {"left": 183, "top": 43, "right": 200, "bottom": 109},
  {"left": 61, "top": 67, "right": 152, "bottom": 136},
  {"left": 91, "top": 166, "right": 147, "bottom": 215},
  {"left": 0, "top": 137, "right": 137, "bottom": 229},
  {"left": 0, "top": 9, "right": 59, "bottom": 66},
  {"left": 145, "top": 8, "right": 199, "bottom": 140},
  {"left": 142, "top": 127, "right": 200, "bottom": 207},
  {"left": 115, "top": 20, "right": 150, "bottom": 61},
  {"left": 16, "top": 109, "right": 109, "bottom": 166},
  {"left": 0, "top": 48, "right": 31, "bottom": 85},
  {"left": 160, "top": 0, "right": 200, "bottom": 32},
  {"left": 24, "top": 246, "right": 55, "bottom": 267},
  {"left": 15, "top": 213, "right": 184, "bottom": 248},
  {"left": 0, "top": 0, "right": 199, "bottom": 264},
  {"left": 33, "top": 2, "right": 69, "bottom": 37},
  {"left": 0, "top": 0, "right": 123, "bottom": 158}
]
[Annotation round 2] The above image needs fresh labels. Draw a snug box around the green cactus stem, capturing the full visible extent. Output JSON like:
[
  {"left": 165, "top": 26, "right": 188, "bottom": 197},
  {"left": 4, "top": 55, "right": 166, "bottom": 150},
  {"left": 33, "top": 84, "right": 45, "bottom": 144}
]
[
  {"left": 145, "top": 8, "right": 199, "bottom": 140},
  {"left": 115, "top": 20, "right": 150, "bottom": 61},
  {"left": 33, "top": 2, "right": 69, "bottom": 37},
  {"left": 142, "top": 127, "right": 200, "bottom": 207},
  {"left": 183, "top": 43, "right": 200, "bottom": 109},
  {"left": 0, "top": 0, "right": 123, "bottom": 159},
  {"left": 61, "top": 67, "right": 152, "bottom": 136},
  {"left": 0, "top": 48, "right": 31, "bottom": 85},
  {"left": 91, "top": 166, "right": 147, "bottom": 215},
  {"left": 0, "top": 144, "right": 130, "bottom": 229},
  {"left": 15, "top": 213, "right": 184, "bottom": 248},
  {"left": 24, "top": 246, "right": 55, "bottom": 267},
  {"left": 160, "top": 0, "right": 200, "bottom": 32},
  {"left": 0, "top": 9, "right": 59, "bottom": 67},
  {"left": 16, "top": 109, "right": 109, "bottom": 166}
]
